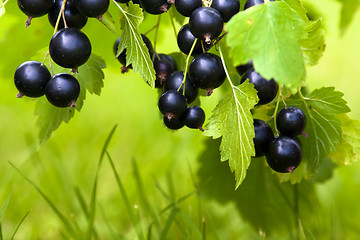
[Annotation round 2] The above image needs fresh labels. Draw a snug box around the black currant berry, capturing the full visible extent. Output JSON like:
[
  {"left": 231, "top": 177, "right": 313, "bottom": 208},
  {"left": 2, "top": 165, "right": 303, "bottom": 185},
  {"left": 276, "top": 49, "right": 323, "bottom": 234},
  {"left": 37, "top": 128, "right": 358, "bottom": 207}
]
[
  {"left": 49, "top": 28, "right": 91, "bottom": 71},
  {"left": 253, "top": 119, "right": 274, "bottom": 158},
  {"left": 189, "top": 7, "right": 223, "bottom": 44},
  {"left": 211, "top": 0, "right": 240, "bottom": 22},
  {"left": 188, "top": 53, "right": 226, "bottom": 95},
  {"left": 158, "top": 54, "right": 177, "bottom": 71},
  {"left": 163, "top": 116, "right": 185, "bottom": 130},
  {"left": 153, "top": 59, "right": 174, "bottom": 87},
  {"left": 292, "top": 136, "right": 302, "bottom": 149},
  {"left": 14, "top": 61, "right": 51, "bottom": 98},
  {"left": 240, "top": 68, "right": 278, "bottom": 105},
  {"left": 164, "top": 71, "right": 198, "bottom": 104},
  {"left": 175, "top": 0, "right": 202, "bottom": 17},
  {"left": 276, "top": 107, "right": 306, "bottom": 137},
  {"left": 266, "top": 136, "right": 302, "bottom": 173},
  {"left": 177, "top": 24, "right": 203, "bottom": 56},
  {"left": 48, "top": 0, "right": 88, "bottom": 29},
  {"left": 244, "top": 0, "right": 274, "bottom": 10},
  {"left": 45, "top": 73, "right": 80, "bottom": 108},
  {"left": 17, "top": 0, "right": 53, "bottom": 27},
  {"left": 140, "top": 0, "right": 172, "bottom": 15},
  {"left": 76, "top": 0, "right": 109, "bottom": 19},
  {"left": 158, "top": 90, "right": 187, "bottom": 120},
  {"left": 236, "top": 60, "right": 253, "bottom": 76},
  {"left": 182, "top": 106, "right": 205, "bottom": 131}
]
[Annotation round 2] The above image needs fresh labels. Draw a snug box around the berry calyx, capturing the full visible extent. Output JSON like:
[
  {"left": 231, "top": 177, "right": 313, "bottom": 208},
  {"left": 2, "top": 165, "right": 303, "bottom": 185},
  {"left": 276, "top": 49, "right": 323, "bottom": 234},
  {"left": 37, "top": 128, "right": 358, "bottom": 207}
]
[
  {"left": 211, "top": 0, "right": 240, "bottom": 22},
  {"left": 17, "top": 0, "right": 53, "bottom": 27},
  {"left": 189, "top": 7, "right": 223, "bottom": 44},
  {"left": 240, "top": 68, "right": 278, "bottom": 105},
  {"left": 164, "top": 71, "right": 198, "bottom": 104},
  {"left": 48, "top": 0, "right": 88, "bottom": 30},
  {"left": 76, "top": 0, "right": 110, "bottom": 19},
  {"left": 153, "top": 58, "right": 174, "bottom": 87},
  {"left": 182, "top": 106, "right": 205, "bottom": 131},
  {"left": 49, "top": 28, "right": 92, "bottom": 70},
  {"left": 177, "top": 24, "right": 203, "bottom": 56},
  {"left": 45, "top": 73, "right": 80, "bottom": 108},
  {"left": 140, "top": 0, "right": 172, "bottom": 15},
  {"left": 253, "top": 119, "right": 274, "bottom": 158},
  {"left": 158, "top": 90, "right": 187, "bottom": 120},
  {"left": 188, "top": 53, "right": 226, "bottom": 95},
  {"left": 175, "top": 0, "right": 202, "bottom": 17},
  {"left": 14, "top": 61, "right": 51, "bottom": 98},
  {"left": 276, "top": 107, "right": 307, "bottom": 137},
  {"left": 266, "top": 136, "right": 302, "bottom": 173},
  {"left": 163, "top": 116, "right": 185, "bottom": 130}
]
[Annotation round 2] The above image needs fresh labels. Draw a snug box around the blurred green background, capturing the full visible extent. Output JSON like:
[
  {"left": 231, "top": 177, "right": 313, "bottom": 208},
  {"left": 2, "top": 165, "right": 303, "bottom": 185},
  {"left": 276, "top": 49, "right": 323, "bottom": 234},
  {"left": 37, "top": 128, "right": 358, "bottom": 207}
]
[{"left": 0, "top": 0, "right": 360, "bottom": 239}]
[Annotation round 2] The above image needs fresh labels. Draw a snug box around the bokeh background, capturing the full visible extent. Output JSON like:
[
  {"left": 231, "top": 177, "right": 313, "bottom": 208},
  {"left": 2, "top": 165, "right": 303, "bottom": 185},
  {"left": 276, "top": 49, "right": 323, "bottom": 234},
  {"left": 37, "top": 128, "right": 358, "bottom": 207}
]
[{"left": 0, "top": 0, "right": 359, "bottom": 239}]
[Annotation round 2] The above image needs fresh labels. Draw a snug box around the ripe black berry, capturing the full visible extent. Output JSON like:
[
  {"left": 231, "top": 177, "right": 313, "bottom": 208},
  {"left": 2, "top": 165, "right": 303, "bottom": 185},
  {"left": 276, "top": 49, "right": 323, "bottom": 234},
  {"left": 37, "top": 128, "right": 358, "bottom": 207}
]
[
  {"left": 189, "top": 7, "right": 223, "bottom": 44},
  {"left": 48, "top": 0, "right": 88, "bottom": 29},
  {"left": 17, "top": 0, "right": 53, "bottom": 26},
  {"left": 276, "top": 107, "right": 306, "bottom": 137},
  {"left": 14, "top": 61, "right": 51, "bottom": 98},
  {"left": 211, "top": 0, "right": 240, "bottom": 22},
  {"left": 244, "top": 0, "right": 274, "bottom": 10},
  {"left": 164, "top": 71, "right": 198, "bottom": 104},
  {"left": 235, "top": 60, "right": 253, "bottom": 76},
  {"left": 49, "top": 28, "right": 91, "bottom": 71},
  {"left": 240, "top": 68, "right": 278, "bottom": 105},
  {"left": 158, "top": 90, "right": 187, "bottom": 120},
  {"left": 163, "top": 116, "right": 185, "bottom": 130},
  {"left": 158, "top": 54, "right": 177, "bottom": 71},
  {"left": 188, "top": 53, "right": 226, "bottom": 95},
  {"left": 177, "top": 24, "right": 203, "bottom": 56},
  {"left": 45, "top": 73, "right": 80, "bottom": 108},
  {"left": 153, "top": 59, "right": 174, "bottom": 87},
  {"left": 182, "top": 106, "right": 205, "bottom": 131},
  {"left": 76, "top": 0, "right": 109, "bottom": 19},
  {"left": 140, "top": 0, "right": 172, "bottom": 15},
  {"left": 253, "top": 119, "right": 274, "bottom": 158},
  {"left": 175, "top": 0, "right": 202, "bottom": 17},
  {"left": 266, "top": 136, "right": 302, "bottom": 173}
]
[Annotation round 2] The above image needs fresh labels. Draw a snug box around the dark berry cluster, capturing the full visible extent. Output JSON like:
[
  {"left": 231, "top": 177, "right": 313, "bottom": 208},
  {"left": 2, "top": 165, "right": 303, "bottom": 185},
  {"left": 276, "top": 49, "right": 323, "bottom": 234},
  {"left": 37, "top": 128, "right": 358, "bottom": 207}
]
[
  {"left": 15, "top": 0, "right": 113, "bottom": 107},
  {"left": 252, "top": 107, "right": 307, "bottom": 174}
]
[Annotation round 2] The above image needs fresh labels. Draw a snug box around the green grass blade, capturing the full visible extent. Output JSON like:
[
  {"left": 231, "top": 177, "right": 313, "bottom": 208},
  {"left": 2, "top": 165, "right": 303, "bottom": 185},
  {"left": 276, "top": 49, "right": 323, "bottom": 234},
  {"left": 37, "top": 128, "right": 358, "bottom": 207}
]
[
  {"left": 74, "top": 187, "right": 89, "bottom": 218},
  {"left": 159, "top": 207, "right": 177, "bottom": 240},
  {"left": 177, "top": 210, "right": 202, "bottom": 239},
  {"left": 10, "top": 210, "right": 31, "bottom": 240},
  {"left": 9, "top": 162, "right": 75, "bottom": 235},
  {"left": 86, "top": 125, "right": 117, "bottom": 240},
  {"left": 0, "top": 190, "right": 12, "bottom": 240},
  {"left": 155, "top": 182, "right": 174, "bottom": 204},
  {"left": 106, "top": 151, "right": 144, "bottom": 240}
]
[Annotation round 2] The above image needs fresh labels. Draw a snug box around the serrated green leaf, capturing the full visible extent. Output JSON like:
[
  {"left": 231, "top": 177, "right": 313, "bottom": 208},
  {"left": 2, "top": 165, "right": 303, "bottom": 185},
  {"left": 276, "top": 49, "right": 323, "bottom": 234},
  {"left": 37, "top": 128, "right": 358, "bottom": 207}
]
[
  {"left": 300, "top": 19, "right": 325, "bottom": 66},
  {"left": 35, "top": 54, "right": 106, "bottom": 143},
  {"left": 276, "top": 87, "right": 350, "bottom": 183},
  {"left": 282, "top": 0, "right": 308, "bottom": 22},
  {"left": 226, "top": 1, "right": 307, "bottom": 91},
  {"left": 338, "top": 0, "right": 360, "bottom": 35},
  {"left": 328, "top": 114, "right": 360, "bottom": 165},
  {"left": 115, "top": 2, "right": 156, "bottom": 88},
  {"left": 99, "top": 11, "right": 118, "bottom": 34},
  {"left": 204, "top": 81, "right": 258, "bottom": 188}
]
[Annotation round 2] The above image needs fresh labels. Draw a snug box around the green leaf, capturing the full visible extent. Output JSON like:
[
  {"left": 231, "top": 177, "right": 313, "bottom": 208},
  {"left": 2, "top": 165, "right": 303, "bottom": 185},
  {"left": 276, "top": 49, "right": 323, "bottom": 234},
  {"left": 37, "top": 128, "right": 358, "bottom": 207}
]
[
  {"left": 226, "top": 1, "right": 307, "bottom": 91},
  {"left": 35, "top": 54, "right": 106, "bottom": 143},
  {"left": 300, "top": 19, "right": 326, "bottom": 66},
  {"left": 282, "top": 0, "right": 308, "bottom": 22},
  {"left": 115, "top": 2, "right": 156, "bottom": 88},
  {"left": 328, "top": 114, "right": 360, "bottom": 165},
  {"left": 99, "top": 11, "right": 118, "bottom": 34},
  {"left": 276, "top": 87, "right": 350, "bottom": 183},
  {"left": 338, "top": 0, "right": 360, "bottom": 35},
  {"left": 204, "top": 81, "right": 258, "bottom": 189},
  {"left": 0, "top": 0, "right": 7, "bottom": 18}
]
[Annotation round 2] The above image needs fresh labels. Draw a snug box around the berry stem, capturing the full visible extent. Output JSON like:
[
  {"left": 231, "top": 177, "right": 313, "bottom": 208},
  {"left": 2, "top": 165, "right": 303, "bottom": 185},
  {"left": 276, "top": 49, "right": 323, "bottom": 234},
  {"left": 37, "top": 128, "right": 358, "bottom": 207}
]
[
  {"left": 168, "top": 10, "right": 178, "bottom": 40},
  {"left": 152, "top": 15, "right": 162, "bottom": 60},
  {"left": 53, "top": 0, "right": 67, "bottom": 35},
  {"left": 177, "top": 38, "right": 198, "bottom": 92},
  {"left": 271, "top": 85, "right": 281, "bottom": 136}
]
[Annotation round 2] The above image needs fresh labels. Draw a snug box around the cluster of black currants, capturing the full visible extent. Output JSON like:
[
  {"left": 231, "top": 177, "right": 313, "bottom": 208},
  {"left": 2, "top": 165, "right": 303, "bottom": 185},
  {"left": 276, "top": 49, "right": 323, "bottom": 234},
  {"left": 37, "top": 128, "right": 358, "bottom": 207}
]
[
  {"left": 253, "top": 107, "right": 307, "bottom": 173},
  {"left": 15, "top": 0, "right": 112, "bottom": 107}
]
